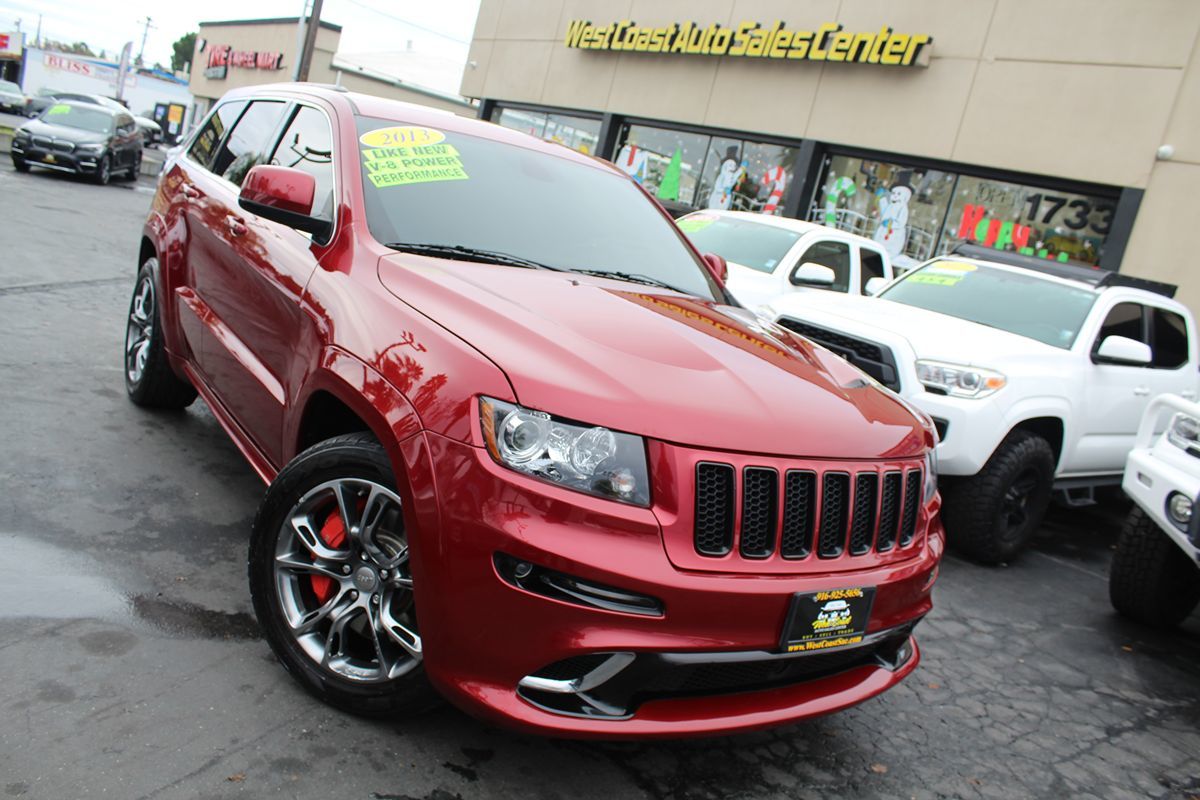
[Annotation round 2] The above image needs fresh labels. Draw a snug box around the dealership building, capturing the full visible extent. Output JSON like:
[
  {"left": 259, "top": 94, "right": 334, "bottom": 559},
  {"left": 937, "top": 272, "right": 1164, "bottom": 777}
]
[
  {"left": 462, "top": 0, "right": 1200, "bottom": 310},
  {"left": 187, "top": 18, "right": 473, "bottom": 122}
]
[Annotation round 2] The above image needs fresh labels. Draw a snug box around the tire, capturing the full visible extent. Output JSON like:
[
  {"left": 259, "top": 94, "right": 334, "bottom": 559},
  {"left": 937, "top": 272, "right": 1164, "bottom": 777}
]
[
  {"left": 1109, "top": 506, "right": 1200, "bottom": 628},
  {"left": 248, "top": 433, "right": 438, "bottom": 717},
  {"left": 123, "top": 259, "right": 197, "bottom": 409},
  {"left": 94, "top": 154, "right": 111, "bottom": 185},
  {"left": 942, "top": 430, "right": 1056, "bottom": 564},
  {"left": 12, "top": 155, "right": 29, "bottom": 173},
  {"left": 124, "top": 151, "right": 142, "bottom": 180}
]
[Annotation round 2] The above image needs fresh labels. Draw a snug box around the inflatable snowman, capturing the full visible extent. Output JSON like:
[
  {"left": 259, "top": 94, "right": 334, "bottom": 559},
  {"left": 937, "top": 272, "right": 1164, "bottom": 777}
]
[
  {"left": 615, "top": 143, "right": 649, "bottom": 184},
  {"left": 873, "top": 174, "right": 913, "bottom": 259}
]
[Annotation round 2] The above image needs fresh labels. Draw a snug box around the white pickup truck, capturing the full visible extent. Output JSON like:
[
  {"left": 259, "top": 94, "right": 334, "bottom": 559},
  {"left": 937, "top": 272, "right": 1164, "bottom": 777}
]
[
  {"left": 1111, "top": 394, "right": 1200, "bottom": 627},
  {"left": 678, "top": 209, "right": 894, "bottom": 309},
  {"left": 761, "top": 246, "right": 1200, "bottom": 563}
]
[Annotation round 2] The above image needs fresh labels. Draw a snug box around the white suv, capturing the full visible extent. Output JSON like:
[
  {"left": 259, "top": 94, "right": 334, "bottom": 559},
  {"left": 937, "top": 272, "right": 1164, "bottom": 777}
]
[
  {"left": 678, "top": 210, "right": 894, "bottom": 309},
  {"left": 1111, "top": 394, "right": 1200, "bottom": 627},
  {"left": 763, "top": 247, "right": 1199, "bottom": 563}
]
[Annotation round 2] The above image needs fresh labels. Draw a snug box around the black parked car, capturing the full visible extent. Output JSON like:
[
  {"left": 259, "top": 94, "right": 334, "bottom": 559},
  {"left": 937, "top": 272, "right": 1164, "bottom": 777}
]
[{"left": 11, "top": 101, "right": 143, "bottom": 185}]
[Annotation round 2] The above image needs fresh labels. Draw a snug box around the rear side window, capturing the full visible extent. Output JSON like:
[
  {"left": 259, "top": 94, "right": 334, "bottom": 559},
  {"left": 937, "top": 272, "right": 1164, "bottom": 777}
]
[
  {"left": 860, "top": 247, "right": 885, "bottom": 292},
  {"left": 1151, "top": 308, "right": 1189, "bottom": 369},
  {"left": 270, "top": 106, "right": 335, "bottom": 223},
  {"left": 212, "top": 100, "right": 287, "bottom": 186},
  {"left": 188, "top": 101, "right": 246, "bottom": 170},
  {"left": 793, "top": 240, "right": 851, "bottom": 291}
]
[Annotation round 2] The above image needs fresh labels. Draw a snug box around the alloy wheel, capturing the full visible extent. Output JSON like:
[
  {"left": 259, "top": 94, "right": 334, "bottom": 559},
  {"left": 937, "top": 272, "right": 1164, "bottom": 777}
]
[
  {"left": 1002, "top": 469, "right": 1039, "bottom": 533},
  {"left": 125, "top": 274, "right": 154, "bottom": 384},
  {"left": 273, "top": 478, "right": 421, "bottom": 683}
]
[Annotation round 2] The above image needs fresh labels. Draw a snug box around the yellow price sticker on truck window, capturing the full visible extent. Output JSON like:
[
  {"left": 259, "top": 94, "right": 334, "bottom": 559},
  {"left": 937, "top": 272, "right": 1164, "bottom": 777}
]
[
  {"left": 360, "top": 127, "right": 468, "bottom": 188},
  {"left": 47, "top": 104, "right": 71, "bottom": 115}
]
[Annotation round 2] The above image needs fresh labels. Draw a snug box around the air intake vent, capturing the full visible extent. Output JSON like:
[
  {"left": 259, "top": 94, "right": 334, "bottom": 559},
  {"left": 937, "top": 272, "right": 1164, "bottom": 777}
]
[
  {"left": 694, "top": 463, "right": 735, "bottom": 556},
  {"left": 739, "top": 467, "right": 778, "bottom": 558},
  {"left": 780, "top": 470, "right": 816, "bottom": 558},
  {"left": 817, "top": 472, "right": 850, "bottom": 558},
  {"left": 900, "top": 469, "right": 922, "bottom": 546},
  {"left": 849, "top": 473, "right": 878, "bottom": 555},
  {"left": 876, "top": 472, "right": 903, "bottom": 552}
]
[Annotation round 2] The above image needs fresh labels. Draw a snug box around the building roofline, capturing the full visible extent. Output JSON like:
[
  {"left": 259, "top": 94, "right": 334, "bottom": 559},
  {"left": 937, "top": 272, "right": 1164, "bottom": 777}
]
[
  {"left": 199, "top": 17, "right": 343, "bottom": 33},
  {"left": 328, "top": 57, "right": 474, "bottom": 109}
]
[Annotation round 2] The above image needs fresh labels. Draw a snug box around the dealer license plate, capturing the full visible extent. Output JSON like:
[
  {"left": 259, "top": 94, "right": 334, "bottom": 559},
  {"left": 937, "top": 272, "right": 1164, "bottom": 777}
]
[{"left": 780, "top": 586, "right": 876, "bottom": 653}]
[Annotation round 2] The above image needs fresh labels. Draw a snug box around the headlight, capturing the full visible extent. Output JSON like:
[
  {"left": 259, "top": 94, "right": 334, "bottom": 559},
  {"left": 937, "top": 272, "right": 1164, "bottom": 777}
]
[
  {"left": 77, "top": 143, "right": 105, "bottom": 154},
  {"left": 480, "top": 397, "right": 650, "bottom": 506},
  {"left": 1167, "top": 412, "right": 1200, "bottom": 457},
  {"left": 14, "top": 128, "right": 29, "bottom": 140},
  {"left": 915, "top": 359, "right": 1006, "bottom": 399},
  {"left": 923, "top": 449, "right": 938, "bottom": 504}
]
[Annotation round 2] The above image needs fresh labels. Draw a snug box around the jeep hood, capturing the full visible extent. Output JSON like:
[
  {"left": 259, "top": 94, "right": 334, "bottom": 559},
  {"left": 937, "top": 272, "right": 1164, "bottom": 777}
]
[
  {"left": 769, "top": 291, "right": 1067, "bottom": 364},
  {"left": 378, "top": 255, "right": 927, "bottom": 459}
]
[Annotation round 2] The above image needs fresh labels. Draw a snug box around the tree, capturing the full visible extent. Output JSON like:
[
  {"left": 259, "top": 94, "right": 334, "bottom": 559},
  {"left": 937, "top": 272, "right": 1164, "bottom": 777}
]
[
  {"left": 171, "top": 32, "right": 196, "bottom": 73},
  {"left": 44, "top": 39, "right": 96, "bottom": 56}
]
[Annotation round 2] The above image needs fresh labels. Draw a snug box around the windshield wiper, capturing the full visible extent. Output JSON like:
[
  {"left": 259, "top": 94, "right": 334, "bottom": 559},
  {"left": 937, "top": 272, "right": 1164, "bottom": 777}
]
[
  {"left": 384, "top": 242, "right": 566, "bottom": 272},
  {"left": 569, "top": 269, "right": 691, "bottom": 295}
]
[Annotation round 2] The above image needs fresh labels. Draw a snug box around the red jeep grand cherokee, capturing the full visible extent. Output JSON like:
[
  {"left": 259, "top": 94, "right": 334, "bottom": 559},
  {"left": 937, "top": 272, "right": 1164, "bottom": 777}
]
[{"left": 125, "top": 83, "right": 943, "bottom": 738}]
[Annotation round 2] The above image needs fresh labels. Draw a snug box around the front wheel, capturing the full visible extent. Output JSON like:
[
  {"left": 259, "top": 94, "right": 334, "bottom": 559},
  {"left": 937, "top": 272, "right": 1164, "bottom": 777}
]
[
  {"left": 248, "top": 433, "right": 438, "bottom": 717},
  {"left": 93, "top": 154, "right": 111, "bottom": 185},
  {"left": 12, "top": 155, "right": 29, "bottom": 173},
  {"left": 1110, "top": 506, "right": 1200, "bottom": 628},
  {"left": 942, "top": 431, "right": 1055, "bottom": 564}
]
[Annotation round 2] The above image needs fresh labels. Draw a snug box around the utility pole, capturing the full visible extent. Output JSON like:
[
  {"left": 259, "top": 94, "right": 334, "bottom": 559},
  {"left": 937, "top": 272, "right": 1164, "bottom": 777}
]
[
  {"left": 296, "top": 0, "right": 323, "bottom": 82},
  {"left": 34, "top": 14, "right": 41, "bottom": 48},
  {"left": 136, "top": 16, "right": 156, "bottom": 66}
]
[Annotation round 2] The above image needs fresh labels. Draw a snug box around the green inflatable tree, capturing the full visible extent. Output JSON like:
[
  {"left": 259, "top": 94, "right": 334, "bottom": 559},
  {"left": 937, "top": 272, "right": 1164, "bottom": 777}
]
[{"left": 657, "top": 147, "right": 682, "bottom": 202}]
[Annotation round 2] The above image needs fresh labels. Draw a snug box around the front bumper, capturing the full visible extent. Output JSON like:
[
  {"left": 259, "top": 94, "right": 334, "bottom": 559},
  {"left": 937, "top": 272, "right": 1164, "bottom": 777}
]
[
  {"left": 11, "top": 140, "right": 103, "bottom": 174},
  {"left": 1124, "top": 446, "right": 1200, "bottom": 565},
  {"left": 411, "top": 431, "right": 944, "bottom": 738},
  {"left": 905, "top": 390, "right": 1008, "bottom": 476}
]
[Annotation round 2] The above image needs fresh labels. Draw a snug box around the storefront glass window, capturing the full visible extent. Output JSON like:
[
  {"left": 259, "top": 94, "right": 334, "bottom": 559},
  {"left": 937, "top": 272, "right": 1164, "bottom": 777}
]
[
  {"left": 616, "top": 124, "right": 797, "bottom": 215},
  {"left": 492, "top": 107, "right": 601, "bottom": 155},
  {"left": 938, "top": 176, "right": 1114, "bottom": 265},
  {"left": 812, "top": 155, "right": 956, "bottom": 269}
]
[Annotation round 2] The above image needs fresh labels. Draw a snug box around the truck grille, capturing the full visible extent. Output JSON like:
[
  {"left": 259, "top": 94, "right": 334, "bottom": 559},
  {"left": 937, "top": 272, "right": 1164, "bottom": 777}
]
[
  {"left": 693, "top": 462, "right": 923, "bottom": 560},
  {"left": 777, "top": 318, "right": 901, "bottom": 391}
]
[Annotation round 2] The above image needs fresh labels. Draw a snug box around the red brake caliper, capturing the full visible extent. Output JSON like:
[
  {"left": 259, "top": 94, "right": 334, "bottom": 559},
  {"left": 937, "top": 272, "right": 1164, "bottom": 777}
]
[{"left": 310, "top": 511, "right": 348, "bottom": 604}]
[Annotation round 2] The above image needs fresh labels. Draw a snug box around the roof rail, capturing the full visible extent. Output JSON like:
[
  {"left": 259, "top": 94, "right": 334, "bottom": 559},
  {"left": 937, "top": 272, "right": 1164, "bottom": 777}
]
[
  {"left": 948, "top": 242, "right": 1177, "bottom": 298},
  {"left": 1097, "top": 272, "right": 1177, "bottom": 299}
]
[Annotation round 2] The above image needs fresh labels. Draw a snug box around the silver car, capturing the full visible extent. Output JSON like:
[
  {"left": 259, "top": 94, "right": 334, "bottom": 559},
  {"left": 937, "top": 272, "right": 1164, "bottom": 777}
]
[{"left": 0, "top": 80, "right": 27, "bottom": 114}]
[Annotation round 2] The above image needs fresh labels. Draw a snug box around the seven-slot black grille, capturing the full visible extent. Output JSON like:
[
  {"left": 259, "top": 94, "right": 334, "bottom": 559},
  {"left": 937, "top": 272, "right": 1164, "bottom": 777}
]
[{"left": 693, "top": 463, "right": 923, "bottom": 561}]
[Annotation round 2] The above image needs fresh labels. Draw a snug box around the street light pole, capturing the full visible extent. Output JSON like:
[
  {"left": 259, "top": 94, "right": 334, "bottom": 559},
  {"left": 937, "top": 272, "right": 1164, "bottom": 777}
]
[{"left": 296, "top": 0, "right": 323, "bottom": 82}]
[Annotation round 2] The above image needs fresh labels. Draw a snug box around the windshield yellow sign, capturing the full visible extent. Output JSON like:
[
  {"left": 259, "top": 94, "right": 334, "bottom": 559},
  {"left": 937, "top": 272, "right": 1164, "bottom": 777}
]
[{"left": 565, "top": 20, "right": 932, "bottom": 66}]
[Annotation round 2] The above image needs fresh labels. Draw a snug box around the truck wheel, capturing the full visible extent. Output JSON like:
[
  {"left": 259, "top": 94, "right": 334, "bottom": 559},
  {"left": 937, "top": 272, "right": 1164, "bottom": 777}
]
[
  {"left": 942, "top": 430, "right": 1055, "bottom": 564},
  {"left": 12, "top": 155, "right": 29, "bottom": 173},
  {"left": 1109, "top": 506, "right": 1200, "bottom": 628}
]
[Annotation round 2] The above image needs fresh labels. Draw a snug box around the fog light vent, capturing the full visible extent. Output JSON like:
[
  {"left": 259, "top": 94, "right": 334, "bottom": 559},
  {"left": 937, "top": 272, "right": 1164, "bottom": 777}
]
[{"left": 494, "top": 553, "right": 664, "bottom": 617}]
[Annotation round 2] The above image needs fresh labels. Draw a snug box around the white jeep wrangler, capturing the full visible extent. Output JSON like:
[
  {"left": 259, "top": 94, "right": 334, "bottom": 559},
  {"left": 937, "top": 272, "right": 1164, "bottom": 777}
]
[
  {"left": 762, "top": 245, "right": 1200, "bottom": 563},
  {"left": 1111, "top": 394, "right": 1200, "bottom": 627}
]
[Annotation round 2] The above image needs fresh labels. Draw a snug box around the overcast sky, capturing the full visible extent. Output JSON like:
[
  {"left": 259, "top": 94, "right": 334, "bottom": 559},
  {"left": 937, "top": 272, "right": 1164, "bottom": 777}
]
[{"left": 0, "top": 0, "right": 481, "bottom": 67}]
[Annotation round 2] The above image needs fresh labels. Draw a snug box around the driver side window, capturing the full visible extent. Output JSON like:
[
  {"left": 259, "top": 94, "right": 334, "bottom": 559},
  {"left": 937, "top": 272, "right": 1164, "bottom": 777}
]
[{"left": 1096, "top": 303, "right": 1146, "bottom": 346}]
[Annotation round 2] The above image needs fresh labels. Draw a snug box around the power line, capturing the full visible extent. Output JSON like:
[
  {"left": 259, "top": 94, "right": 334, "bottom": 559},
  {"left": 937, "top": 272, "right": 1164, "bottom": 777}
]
[{"left": 339, "top": 0, "right": 471, "bottom": 45}]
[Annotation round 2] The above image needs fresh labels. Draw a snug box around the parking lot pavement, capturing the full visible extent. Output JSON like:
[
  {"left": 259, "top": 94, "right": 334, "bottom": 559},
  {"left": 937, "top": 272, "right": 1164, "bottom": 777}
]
[{"left": 0, "top": 161, "right": 1197, "bottom": 800}]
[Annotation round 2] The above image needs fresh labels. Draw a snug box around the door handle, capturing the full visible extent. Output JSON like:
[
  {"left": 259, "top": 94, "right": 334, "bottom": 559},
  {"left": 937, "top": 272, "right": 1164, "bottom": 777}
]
[
  {"left": 181, "top": 184, "right": 200, "bottom": 199},
  {"left": 226, "top": 216, "right": 247, "bottom": 237},
  {"left": 1133, "top": 386, "right": 1150, "bottom": 396}
]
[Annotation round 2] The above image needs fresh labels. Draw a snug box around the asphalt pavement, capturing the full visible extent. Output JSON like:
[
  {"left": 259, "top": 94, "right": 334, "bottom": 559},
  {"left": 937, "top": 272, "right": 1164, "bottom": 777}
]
[{"left": 0, "top": 162, "right": 1198, "bottom": 800}]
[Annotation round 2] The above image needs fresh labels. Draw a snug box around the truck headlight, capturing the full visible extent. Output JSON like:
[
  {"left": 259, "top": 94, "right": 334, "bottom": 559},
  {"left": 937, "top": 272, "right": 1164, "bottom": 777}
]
[
  {"left": 923, "top": 449, "right": 938, "bottom": 504},
  {"left": 480, "top": 397, "right": 650, "bottom": 506},
  {"left": 916, "top": 359, "right": 1006, "bottom": 399},
  {"left": 1167, "top": 412, "right": 1200, "bottom": 458}
]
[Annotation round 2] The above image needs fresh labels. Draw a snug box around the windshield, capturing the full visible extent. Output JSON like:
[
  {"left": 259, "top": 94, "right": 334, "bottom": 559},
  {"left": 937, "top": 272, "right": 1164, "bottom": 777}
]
[
  {"left": 354, "top": 117, "right": 722, "bottom": 300},
  {"left": 881, "top": 259, "right": 1097, "bottom": 349},
  {"left": 678, "top": 213, "right": 801, "bottom": 274},
  {"left": 42, "top": 104, "right": 114, "bottom": 134}
]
